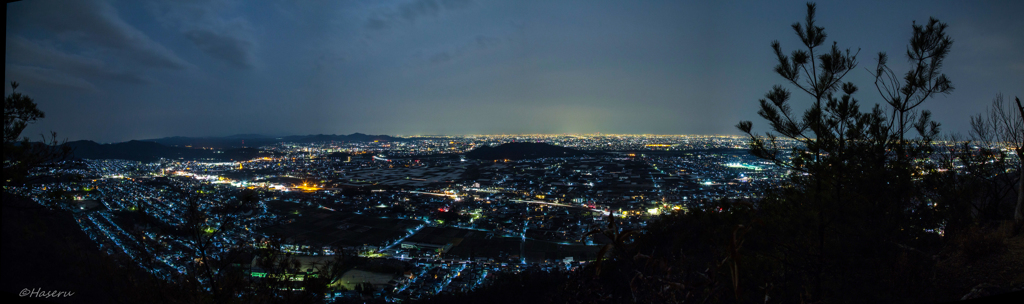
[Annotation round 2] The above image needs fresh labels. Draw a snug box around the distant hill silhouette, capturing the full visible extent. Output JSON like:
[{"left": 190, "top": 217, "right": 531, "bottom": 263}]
[
  {"left": 141, "top": 133, "right": 407, "bottom": 148},
  {"left": 224, "top": 134, "right": 272, "bottom": 139},
  {"left": 67, "top": 140, "right": 264, "bottom": 162},
  {"left": 465, "top": 142, "right": 590, "bottom": 160},
  {"left": 326, "top": 152, "right": 352, "bottom": 159}
]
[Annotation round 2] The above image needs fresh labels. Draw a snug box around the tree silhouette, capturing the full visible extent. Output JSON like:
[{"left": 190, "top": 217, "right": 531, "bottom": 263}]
[
  {"left": 582, "top": 213, "right": 638, "bottom": 276},
  {"left": 872, "top": 18, "right": 953, "bottom": 151},
  {"left": 248, "top": 238, "right": 348, "bottom": 303},
  {"left": 3, "top": 82, "right": 44, "bottom": 144},
  {"left": 736, "top": 3, "right": 863, "bottom": 298},
  {"left": 737, "top": 3, "right": 953, "bottom": 302},
  {"left": 970, "top": 94, "right": 1024, "bottom": 226},
  {"left": 153, "top": 187, "right": 349, "bottom": 303},
  {"left": 3, "top": 81, "right": 72, "bottom": 188}
]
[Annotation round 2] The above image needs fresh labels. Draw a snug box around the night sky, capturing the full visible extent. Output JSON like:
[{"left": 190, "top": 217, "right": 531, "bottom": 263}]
[{"left": 6, "top": 0, "right": 1023, "bottom": 143}]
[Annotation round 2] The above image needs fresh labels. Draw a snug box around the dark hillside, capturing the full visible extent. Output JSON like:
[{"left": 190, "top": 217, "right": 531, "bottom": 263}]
[
  {"left": 142, "top": 133, "right": 408, "bottom": 149},
  {"left": 67, "top": 140, "right": 264, "bottom": 162},
  {"left": 414, "top": 208, "right": 1024, "bottom": 304},
  {"left": 465, "top": 142, "right": 590, "bottom": 160},
  {"left": 1, "top": 194, "right": 189, "bottom": 303}
]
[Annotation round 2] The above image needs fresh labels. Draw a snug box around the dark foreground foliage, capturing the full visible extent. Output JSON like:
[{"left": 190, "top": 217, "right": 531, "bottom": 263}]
[
  {"left": 426, "top": 207, "right": 1022, "bottom": 304},
  {"left": 1, "top": 193, "right": 192, "bottom": 304}
]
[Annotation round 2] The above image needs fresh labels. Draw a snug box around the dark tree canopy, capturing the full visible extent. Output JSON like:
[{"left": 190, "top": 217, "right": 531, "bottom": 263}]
[
  {"left": 3, "top": 82, "right": 45, "bottom": 144},
  {"left": 3, "top": 82, "right": 72, "bottom": 187},
  {"left": 735, "top": 3, "right": 959, "bottom": 302}
]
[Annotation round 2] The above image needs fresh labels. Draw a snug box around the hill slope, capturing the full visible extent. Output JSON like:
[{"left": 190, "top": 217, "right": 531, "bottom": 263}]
[
  {"left": 141, "top": 133, "right": 407, "bottom": 148},
  {"left": 1, "top": 194, "right": 188, "bottom": 303},
  {"left": 67, "top": 140, "right": 262, "bottom": 162},
  {"left": 465, "top": 142, "right": 589, "bottom": 160}
]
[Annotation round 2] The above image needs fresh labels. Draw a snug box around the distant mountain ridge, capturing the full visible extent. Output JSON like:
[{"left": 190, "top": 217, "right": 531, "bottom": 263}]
[
  {"left": 465, "top": 142, "right": 591, "bottom": 160},
  {"left": 141, "top": 133, "right": 408, "bottom": 148},
  {"left": 65, "top": 133, "right": 408, "bottom": 161},
  {"left": 67, "top": 140, "right": 262, "bottom": 162}
]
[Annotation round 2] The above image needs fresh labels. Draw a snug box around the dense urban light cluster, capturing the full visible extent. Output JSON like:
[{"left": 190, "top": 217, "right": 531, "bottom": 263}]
[
  {"left": 258, "top": 134, "right": 762, "bottom": 157},
  {"left": 6, "top": 133, "right": 1019, "bottom": 301},
  {"left": 7, "top": 134, "right": 801, "bottom": 300}
]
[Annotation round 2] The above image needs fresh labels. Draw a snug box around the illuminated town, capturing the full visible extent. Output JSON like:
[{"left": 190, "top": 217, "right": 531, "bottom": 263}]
[{"left": 7, "top": 134, "right": 794, "bottom": 301}]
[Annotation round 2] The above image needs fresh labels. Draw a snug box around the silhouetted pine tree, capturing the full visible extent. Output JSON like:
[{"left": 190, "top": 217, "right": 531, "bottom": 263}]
[
  {"left": 737, "top": 3, "right": 953, "bottom": 302},
  {"left": 3, "top": 82, "right": 72, "bottom": 189}
]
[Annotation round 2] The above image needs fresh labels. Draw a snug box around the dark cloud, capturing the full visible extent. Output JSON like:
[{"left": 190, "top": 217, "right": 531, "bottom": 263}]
[
  {"left": 473, "top": 35, "right": 500, "bottom": 49},
  {"left": 20, "top": 0, "right": 189, "bottom": 70},
  {"left": 365, "top": 17, "right": 389, "bottom": 30},
  {"left": 6, "top": 37, "right": 149, "bottom": 86},
  {"left": 429, "top": 52, "right": 453, "bottom": 64},
  {"left": 424, "top": 35, "right": 501, "bottom": 65},
  {"left": 398, "top": 0, "right": 440, "bottom": 21},
  {"left": 5, "top": 64, "right": 99, "bottom": 92},
  {"left": 148, "top": 0, "right": 259, "bottom": 70},
  {"left": 440, "top": 0, "right": 473, "bottom": 10},
  {"left": 183, "top": 29, "right": 256, "bottom": 69},
  {"left": 364, "top": 0, "right": 474, "bottom": 30},
  {"left": 314, "top": 53, "right": 346, "bottom": 72}
]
